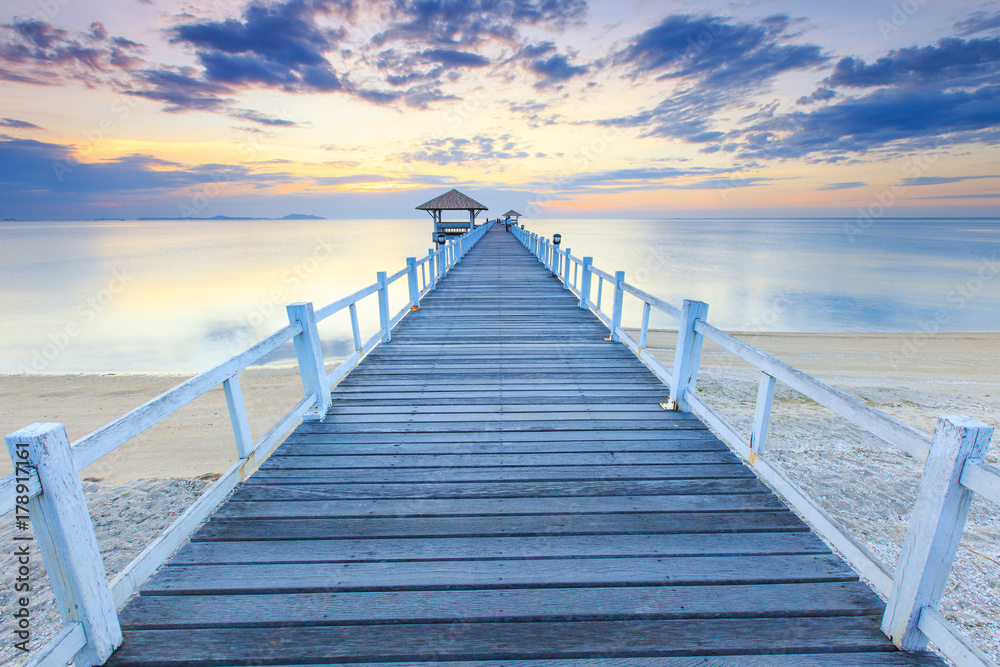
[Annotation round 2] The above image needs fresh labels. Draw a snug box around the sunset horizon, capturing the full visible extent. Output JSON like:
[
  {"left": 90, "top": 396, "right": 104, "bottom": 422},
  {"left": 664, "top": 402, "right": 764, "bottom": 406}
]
[{"left": 2, "top": 0, "right": 999, "bottom": 220}]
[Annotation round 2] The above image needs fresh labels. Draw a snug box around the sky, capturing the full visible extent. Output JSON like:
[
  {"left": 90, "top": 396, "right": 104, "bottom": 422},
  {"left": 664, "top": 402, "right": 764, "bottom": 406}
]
[{"left": 1, "top": 0, "right": 999, "bottom": 220}]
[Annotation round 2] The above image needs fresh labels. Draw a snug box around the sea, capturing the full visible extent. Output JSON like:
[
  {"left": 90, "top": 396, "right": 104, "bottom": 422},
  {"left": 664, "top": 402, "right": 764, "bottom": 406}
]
[{"left": 2, "top": 217, "right": 998, "bottom": 373}]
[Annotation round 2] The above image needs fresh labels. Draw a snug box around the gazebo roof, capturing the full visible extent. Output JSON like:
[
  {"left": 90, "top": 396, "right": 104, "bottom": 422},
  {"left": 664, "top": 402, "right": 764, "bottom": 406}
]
[
  {"left": 416, "top": 189, "right": 488, "bottom": 211},
  {"left": 503, "top": 210, "right": 522, "bottom": 217}
]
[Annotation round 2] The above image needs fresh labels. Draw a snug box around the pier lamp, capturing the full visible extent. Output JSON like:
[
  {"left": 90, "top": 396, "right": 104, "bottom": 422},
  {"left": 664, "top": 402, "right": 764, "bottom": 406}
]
[
  {"left": 521, "top": 225, "right": 524, "bottom": 229},
  {"left": 553, "top": 234, "right": 561, "bottom": 245},
  {"left": 437, "top": 233, "right": 447, "bottom": 245}
]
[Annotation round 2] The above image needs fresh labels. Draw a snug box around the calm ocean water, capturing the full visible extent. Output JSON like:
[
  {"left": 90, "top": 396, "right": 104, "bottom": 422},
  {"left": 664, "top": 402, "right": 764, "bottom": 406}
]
[{"left": 2, "top": 218, "right": 998, "bottom": 373}]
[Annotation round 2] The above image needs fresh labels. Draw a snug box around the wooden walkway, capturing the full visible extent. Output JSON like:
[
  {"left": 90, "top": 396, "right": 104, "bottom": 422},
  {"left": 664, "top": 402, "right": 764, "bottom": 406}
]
[{"left": 108, "top": 228, "right": 943, "bottom": 666}]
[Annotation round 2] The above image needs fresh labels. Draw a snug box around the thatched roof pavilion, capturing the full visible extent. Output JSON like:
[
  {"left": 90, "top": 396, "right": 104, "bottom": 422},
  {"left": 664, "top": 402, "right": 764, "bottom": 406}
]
[
  {"left": 416, "top": 189, "right": 489, "bottom": 240},
  {"left": 502, "top": 209, "right": 522, "bottom": 220}
]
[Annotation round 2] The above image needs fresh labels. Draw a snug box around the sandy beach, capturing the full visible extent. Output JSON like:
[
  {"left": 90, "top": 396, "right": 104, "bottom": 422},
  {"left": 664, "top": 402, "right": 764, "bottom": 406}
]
[{"left": 0, "top": 331, "right": 998, "bottom": 663}]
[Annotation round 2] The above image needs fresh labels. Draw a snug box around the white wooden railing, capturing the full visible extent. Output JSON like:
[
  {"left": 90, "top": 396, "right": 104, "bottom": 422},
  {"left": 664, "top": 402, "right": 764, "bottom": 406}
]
[
  {"left": 511, "top": 224, "right": 999, "bottom": 667},
  {"left": 1, "top": 221, "right": 494, "bottom": 667}
]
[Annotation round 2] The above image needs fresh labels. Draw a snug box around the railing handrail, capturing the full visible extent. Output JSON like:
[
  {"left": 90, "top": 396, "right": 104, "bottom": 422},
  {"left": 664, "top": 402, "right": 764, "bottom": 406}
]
[
  {"left": 2, "top": 219, "right": 494, "bottom": 666},
  {"left": 509, "top": 222, "right": 997, "bottom": 667},
  {"left": 693, "top": 320, "right": 932, "bottom": 460}
]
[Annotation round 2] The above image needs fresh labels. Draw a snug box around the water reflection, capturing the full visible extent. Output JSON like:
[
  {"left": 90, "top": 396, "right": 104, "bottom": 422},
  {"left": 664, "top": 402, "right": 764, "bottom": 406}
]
[{"left": 1, "top": 218, "right": 997, "bottom": 373}]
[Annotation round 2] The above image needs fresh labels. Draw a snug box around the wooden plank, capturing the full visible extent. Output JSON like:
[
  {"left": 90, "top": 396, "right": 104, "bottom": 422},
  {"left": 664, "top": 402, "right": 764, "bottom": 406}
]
[
  {"left": 172, "top": 532, "right": 829, "bottom": 565},
  {"left": 248, "top": 463, "right": 753, "bottom": 483},
  {"left": 233, "top": 478, "right": 770, "bottom": 499},
  {"left": 212, "top": 493, "right": 784, "bottom": 519},
  {"left": 260, "top": 451, "right": 740, "bottom": 469},
  {"left": 273, "top": 439, "right": 731, "bottom": 455},
  {"left": 280, "top": 429, "right": 717, "bottom": 444},
  {"left": 193, "top": 511, "right": 808, "bottom": 541},
  {"left": 144, "top": 554, "right": 856, "bottom": 595},
  {"left": 293, "top": 420, "right": 709, "bottom": 433},
  {"left": 120, "top": 581, "right": 881, "bottom": 628},
  {"left": 159, "top": 657, "right": 940, "bottom": 667},
  {"left": 105, "top": 617, "right": 895, "bottom": 665}
]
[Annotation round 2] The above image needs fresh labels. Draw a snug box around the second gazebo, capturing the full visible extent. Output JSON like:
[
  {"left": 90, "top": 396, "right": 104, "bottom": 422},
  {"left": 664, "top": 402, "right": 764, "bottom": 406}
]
[{"left": 416, "top": 189, "right": 488, "bottom": 244}]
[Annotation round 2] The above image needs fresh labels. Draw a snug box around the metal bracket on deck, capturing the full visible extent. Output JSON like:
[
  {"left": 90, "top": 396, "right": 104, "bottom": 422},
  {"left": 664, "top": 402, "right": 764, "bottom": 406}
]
[
  {"left": 660, "top": 400, "right": 679, "bottom": 411},
  {"left": 302, "top": 403, "right": 326, "bottom": 421},
  {"left": 410, "top": 305, "right": 419, "bottom": 311}
]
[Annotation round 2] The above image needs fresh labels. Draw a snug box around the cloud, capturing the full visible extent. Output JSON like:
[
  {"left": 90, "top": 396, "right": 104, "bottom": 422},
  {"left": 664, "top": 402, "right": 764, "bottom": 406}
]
[
  {"left": 397, "top": 134, "right": 530, "bottom": 164},
  {"left": 0, "top": 137, "right": 297, "bottom": 218},
  {"left": 796, "top": 87, "right": 835, "bottom": 105},
  {"left": 313, "top": 174, "right": 391, "bottom": 185},
  {"left": 823, "top": 37, "right": 1000, "bottom": 89},
  {"left": 420, "top": 48, "right": 489, "bottom": 68},
  {"left": 735, "top": 85, "right": 1000, "bottom": 159},
  {"left": 0, "top": 118, "right": 43, "bottom": 130},
  {"left": 604, "top": 14, "right": 828, "bottom": 142},
  {"left": 168, "top": 0, "right": 348, "bottom": 93},
  {"left": 728, "top": 37, "right": 1000, "bottom": 159},
  {"left": 898, "top": 175, "right": 1000, "bottom": 186},
  {"left": 818, "top": 181, "right": 866, "bottom": 190},
  {"left": 0, "top": 19, "right": 146, "bottom": 84},
  {"left": 955, "top": 10, "right": 1000, "bottom": 36},
  {"left": 543, "top": 166, "right": 776, "bottom": 195},
  {"left": 516, "top": 41, "right": 589, "bottom": 88},
  {"left": 373, "top": 0, "right": 586, "bottom": 46},
  {"left": 230, "top": 109, "right": 301, "bottom": 126},
  {"left": 126, "top": 67, "right": 233, "bottom": 111},
  {"left": 614, "top": 14, "right": 826, "bottom": 87}
]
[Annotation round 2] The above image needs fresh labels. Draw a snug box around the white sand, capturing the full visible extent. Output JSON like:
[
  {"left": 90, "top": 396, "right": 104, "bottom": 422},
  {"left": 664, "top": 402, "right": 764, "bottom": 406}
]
[
  {"left": 0, "top": 477, "right": 211, "bottom": 664},
  {"left": 0, "top": 332, "right": 998, "bottom": 663}
]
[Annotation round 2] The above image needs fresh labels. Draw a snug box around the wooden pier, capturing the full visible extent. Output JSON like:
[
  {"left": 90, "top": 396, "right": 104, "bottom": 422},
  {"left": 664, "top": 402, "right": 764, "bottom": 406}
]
[{"left": 98, "top": 227, "right": 946, "bottom": 665}]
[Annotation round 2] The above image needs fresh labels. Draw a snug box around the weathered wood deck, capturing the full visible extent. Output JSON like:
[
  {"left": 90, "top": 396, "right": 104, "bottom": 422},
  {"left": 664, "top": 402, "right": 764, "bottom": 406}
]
[{"left": 108, "top": 227, "right": 944, "bottom": 666}]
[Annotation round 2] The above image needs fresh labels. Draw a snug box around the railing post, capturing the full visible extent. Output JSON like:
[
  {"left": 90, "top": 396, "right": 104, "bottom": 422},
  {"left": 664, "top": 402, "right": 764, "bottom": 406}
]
[
  {"left": 222, "top": 373, "right": 254, "bottom": 459},
  {"left": 5, "top": 423, "right": 122, "bottom": 666},
  {"left": 376, "top": 270, "right": 391, "bottom": 342},
  {"left": 427, "top": 249, "right": 436, "bottom": 290},
  {"left": 639, "top": 301, "right": 651, "bottom": 350},
  {"left": 669, "top": 299, "right": 709, "bottom": 411},
  {"left": 563, "top": 249, "right": 571, "bottom": 288},
  {"left": 286, "top": 302, "right": 332, "bottom": 419},
  {"left": 610, "top": 270, "right": 625, "bottom": 342},
  {"left": 348, "top": 302, "right": 362, "bottom": 350},
  {"left": 579, "top": 257, "right": 593, "bottom": 309},
  {"left": 881, "top": 415, "right": 994, "bottom": 651},
  {"left": 406, "top": 257, "right": 418, "bottom": 307},
  {"left": 751, "top": 372, "right": 777, "bottom": 455}
]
